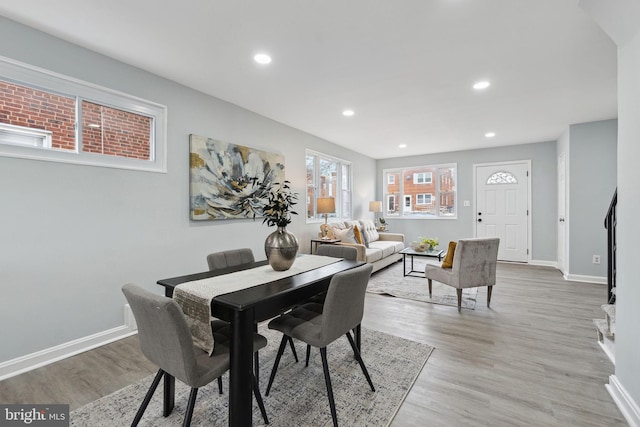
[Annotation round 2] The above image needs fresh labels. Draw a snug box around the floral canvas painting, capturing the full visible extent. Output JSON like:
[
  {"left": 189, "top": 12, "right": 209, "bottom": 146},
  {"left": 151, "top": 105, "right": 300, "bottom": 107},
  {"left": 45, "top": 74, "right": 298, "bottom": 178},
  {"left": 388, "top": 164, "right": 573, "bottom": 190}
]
[{"left": 189, "top": 134, "right": 285, "bottom": 220}]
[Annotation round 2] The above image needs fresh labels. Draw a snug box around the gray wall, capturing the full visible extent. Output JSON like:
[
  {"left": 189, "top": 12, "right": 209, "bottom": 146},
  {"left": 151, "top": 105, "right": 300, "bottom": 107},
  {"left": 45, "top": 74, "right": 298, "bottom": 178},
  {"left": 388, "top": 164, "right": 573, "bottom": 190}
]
[
  {"left": 0, "top": 17, "right": 376, "bottom": 362},
  {"left": 568, "top": 119, "right": 617, "bottom": 277},
  {"left": 616, "top": 23, "right": 640, "bottom": 414},
  {"left": 376, "top": 141, "right": 557, "bottom": 263}
]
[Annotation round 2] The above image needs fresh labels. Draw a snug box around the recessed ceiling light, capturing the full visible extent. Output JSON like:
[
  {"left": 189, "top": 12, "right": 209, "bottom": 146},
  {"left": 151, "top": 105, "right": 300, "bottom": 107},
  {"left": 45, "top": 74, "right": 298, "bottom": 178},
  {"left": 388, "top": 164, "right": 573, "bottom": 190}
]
[
  {"left": 342, "top": 110, "right": 355, "bottom": 117},
  {"left": 473, "top": 81, "right": 490, "bottom": 90},
  {"left": 254, "top": 53, "right": 272, "bottom": 65},
  {"left": 398, "top": 144, "right": 407, "bottom": 148},
  {"left": 485, "top": 132, "right": 496, "bottom": 138}
]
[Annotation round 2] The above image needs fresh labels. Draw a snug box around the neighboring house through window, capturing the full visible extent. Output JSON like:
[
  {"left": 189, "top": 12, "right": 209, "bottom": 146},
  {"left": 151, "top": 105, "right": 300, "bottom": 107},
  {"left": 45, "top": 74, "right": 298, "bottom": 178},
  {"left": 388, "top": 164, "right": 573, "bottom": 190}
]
[{"left": 383, "top": 163, "right": 457, "bottom": 218}]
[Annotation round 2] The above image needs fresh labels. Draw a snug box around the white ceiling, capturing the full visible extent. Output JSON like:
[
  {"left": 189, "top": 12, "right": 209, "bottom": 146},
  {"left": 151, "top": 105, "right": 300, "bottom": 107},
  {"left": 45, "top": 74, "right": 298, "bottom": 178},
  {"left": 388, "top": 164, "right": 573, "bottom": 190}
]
[{"left": 0, "top": 0, "right": 617, "bottom": 159}]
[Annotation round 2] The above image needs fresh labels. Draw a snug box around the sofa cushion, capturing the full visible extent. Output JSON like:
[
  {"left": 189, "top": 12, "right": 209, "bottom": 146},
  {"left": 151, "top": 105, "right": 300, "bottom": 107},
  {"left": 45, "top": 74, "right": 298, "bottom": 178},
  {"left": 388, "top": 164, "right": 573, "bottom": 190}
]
[
  {"left": 364, "top": 247, "right": 384, "bottom": 263},
  {"left": 369, "top": 240, "right": 400, "bottom": 258},
  {"left": 358, "top": 219, "right": 379, "bottom": 243}
]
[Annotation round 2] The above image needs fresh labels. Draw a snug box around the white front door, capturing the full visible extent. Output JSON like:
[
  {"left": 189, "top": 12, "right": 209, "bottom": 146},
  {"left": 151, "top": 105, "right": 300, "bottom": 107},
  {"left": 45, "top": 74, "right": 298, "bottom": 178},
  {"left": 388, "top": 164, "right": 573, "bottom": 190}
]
[{"left": 475, "top": 161, "right": 530, "bottom": 262}]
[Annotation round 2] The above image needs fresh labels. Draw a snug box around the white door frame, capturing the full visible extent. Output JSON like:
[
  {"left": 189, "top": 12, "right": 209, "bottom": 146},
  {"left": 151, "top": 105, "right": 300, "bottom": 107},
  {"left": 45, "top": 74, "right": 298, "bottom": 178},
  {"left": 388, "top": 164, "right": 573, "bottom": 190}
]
[
  {"left": 473, "top": 160, "right": 532, "bottom": 263},
  {"left": 557, "top": 152, "right": 568, "bottom": 276}
]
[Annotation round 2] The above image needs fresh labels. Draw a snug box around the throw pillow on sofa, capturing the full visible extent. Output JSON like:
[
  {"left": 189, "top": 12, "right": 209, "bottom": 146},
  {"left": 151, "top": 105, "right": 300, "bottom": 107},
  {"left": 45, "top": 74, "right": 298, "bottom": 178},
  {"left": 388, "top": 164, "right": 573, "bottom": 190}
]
[{"left": 332, "top": 226, "right": 358, "bottom": 244}]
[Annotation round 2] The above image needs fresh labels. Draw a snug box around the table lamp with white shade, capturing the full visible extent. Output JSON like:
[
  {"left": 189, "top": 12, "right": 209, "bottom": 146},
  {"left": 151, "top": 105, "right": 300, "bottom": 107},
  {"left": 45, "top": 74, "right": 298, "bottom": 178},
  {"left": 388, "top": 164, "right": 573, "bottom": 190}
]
[
  {"left": 317, "top": 197, "right": 336, "bottom": 239},
  {"left": 369, "top": 200, "right": 383, "bottom": 229}
]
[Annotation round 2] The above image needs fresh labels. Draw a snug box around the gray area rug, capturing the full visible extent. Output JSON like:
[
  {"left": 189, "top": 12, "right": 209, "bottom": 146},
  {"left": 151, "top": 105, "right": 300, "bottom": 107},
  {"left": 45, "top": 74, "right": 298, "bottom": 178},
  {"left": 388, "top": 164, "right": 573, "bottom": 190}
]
[
  {"left": 368, "top": 258, "right": 478, "bottom": 309},
  {"left": 70, "top": 327, "right": 433, "bottom": 427}
]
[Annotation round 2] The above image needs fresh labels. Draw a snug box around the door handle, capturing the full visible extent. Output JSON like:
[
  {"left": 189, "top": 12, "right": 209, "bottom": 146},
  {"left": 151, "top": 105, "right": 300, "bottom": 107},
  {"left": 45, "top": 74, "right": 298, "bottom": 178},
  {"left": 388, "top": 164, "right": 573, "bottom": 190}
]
[{"left": 559, "top": 218, "right": 565, "bottom": 222}]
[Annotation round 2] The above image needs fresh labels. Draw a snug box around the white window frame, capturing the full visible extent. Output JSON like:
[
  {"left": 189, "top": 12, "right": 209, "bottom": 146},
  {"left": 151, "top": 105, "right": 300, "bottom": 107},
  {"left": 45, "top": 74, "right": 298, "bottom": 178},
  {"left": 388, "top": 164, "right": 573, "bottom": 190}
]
[
  {"left": 0, "top": 123, "right": 52, "bottom": 148},
  {"left": 416, "top": 193, "right": 433, "bottom": 204},
  {"left": 413, "top": 172, "right": 432, "bottom": 184},
  {"left": 387, "top": 174, "right": 395, "bottom": 184},
  {"left": 0, "top": 55, "right": 167, "bottom": 173},
  {"left": 305, "top": 149, "right": 352, "bottom": 222}
]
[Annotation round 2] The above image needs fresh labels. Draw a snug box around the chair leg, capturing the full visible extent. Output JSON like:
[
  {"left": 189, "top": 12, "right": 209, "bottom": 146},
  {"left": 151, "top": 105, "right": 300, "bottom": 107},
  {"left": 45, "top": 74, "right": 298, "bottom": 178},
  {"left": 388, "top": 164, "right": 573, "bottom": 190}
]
[
  {"left": 266, "top": 334, "right": 288, "bottom": 396},
  {"left": 182, "top": 388, "right": 198, "bottom": 427},
  {"left": 163, "top": 372, "right": 175, "bottom": 417},
  {"left": 346, "top": 332, "right": 375, "bottom": 392},
  {"left": 320, "top": 347, "right": 338, "bottom": 427},
  {"left": 306, "top": 344, "right": 311, "bottom": 367},
  {"left": 427, "top": 279, "right": 433, "bottom": 298},
  {"left": 456, "top": 289, "right": 462, "bottom": 311},
  {"left": 255, "top": 351, "right": 260, "bottom": 387},
  {"left": 287, "top": 336, "right": 299, "bottom": 362},
  {"left": 218, "top": 376, "right": 223, "bottom": 394},
  {"left": 252, "top": 373, "right": 269, "bottom": 424},
  {"left": 132, "top": 369, "right": 164, "bottom": 426},
  {"left": 487, "top": 285, "right": 493, "bottom": 307}
]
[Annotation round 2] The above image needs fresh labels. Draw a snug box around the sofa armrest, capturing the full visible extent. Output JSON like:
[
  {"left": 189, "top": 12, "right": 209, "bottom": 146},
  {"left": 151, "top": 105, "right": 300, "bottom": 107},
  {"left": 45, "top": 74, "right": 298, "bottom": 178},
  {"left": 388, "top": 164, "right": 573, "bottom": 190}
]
[
  {"left": 378, "top": 232, "right": 405, "bottom": 243},
  {"left": 333, "top": 242, "right": 367, "bottom": 262}
]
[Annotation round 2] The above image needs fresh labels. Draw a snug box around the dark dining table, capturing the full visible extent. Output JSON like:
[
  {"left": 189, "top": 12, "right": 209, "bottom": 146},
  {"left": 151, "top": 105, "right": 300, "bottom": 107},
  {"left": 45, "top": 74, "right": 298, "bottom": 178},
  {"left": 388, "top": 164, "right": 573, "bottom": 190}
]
[{"left": 157, "top": 257, "right": 364, "bottom": 427}]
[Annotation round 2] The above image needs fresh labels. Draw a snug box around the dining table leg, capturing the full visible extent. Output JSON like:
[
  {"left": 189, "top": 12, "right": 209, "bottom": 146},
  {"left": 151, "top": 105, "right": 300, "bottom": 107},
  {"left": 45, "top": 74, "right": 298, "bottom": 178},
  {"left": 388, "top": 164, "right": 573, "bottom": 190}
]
[{"left": 229, "top": 308, "right": 255, "bottom": 427}]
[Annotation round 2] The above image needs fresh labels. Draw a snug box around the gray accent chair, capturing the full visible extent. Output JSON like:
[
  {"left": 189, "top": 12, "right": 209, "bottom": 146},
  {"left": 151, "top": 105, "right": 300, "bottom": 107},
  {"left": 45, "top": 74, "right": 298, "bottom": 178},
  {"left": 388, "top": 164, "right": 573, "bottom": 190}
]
[
  {"left": 316, "top": 244, "right": 358, "bottom": 260},
  {"left": 265, "top": 264, "right": 375, "bottom": 427},
  {"left": 425, "top": 238, "right": 500, "bottom": 311},
  {"left": 122, "top": 283, "right": 269, "bottom": 426},
  {"left": 206, "top": 248, "right": 255, "bottom": 271}
]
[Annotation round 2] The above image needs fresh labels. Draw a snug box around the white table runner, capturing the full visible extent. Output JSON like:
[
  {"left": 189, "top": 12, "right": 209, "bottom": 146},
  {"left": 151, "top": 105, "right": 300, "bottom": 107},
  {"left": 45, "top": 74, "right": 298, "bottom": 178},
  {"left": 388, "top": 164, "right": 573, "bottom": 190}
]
[{"left": 174, "top": 254, "right": 340, "bottom": 354}]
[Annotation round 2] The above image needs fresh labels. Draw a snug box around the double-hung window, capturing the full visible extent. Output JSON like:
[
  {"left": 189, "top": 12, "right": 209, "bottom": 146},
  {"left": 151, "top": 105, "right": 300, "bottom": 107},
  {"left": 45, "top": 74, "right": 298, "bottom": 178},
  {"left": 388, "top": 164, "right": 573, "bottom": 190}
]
[
  {"left": 384, "top": 163, "right": 457, "bottom": 218},
  {"left": 306, "top": 150, "right": 352, "bottom": 221},
  {"left": 0, "top": 56, "right": 167, "bottom": 172}
]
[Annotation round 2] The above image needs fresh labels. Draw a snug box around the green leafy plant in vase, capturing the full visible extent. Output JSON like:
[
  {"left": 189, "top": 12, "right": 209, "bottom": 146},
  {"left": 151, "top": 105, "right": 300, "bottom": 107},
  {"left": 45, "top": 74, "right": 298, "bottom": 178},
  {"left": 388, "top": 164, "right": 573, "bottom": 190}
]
[
  {"left": 411, "top": 236, "right": 438, "bottom": 252},
  {"left": 421, "top": 237, "right": 439, "bottom": 251},
  {"left": 260, "top": 180, "right": 300, "bottom": 271}
]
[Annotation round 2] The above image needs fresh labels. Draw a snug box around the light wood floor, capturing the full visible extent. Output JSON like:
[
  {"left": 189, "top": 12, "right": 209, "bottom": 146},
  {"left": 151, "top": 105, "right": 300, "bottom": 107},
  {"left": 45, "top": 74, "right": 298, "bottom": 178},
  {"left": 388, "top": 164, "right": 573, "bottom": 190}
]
[{"left": 0, "top": 263, "right": 626, "bottom": 426}]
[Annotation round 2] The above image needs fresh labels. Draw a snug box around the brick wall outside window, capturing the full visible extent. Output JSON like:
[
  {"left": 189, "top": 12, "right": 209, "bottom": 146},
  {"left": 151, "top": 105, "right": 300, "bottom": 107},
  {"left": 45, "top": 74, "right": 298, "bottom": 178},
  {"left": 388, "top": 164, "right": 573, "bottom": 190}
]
[
  {"left": 81, "top": 101, "right": 151, "bottom": 159},
  {"left": 0, "top": 80, "right": 151, "bottom": 160},
  {"left": 0, "top": 80, "right": 75, "bottom": 150}
]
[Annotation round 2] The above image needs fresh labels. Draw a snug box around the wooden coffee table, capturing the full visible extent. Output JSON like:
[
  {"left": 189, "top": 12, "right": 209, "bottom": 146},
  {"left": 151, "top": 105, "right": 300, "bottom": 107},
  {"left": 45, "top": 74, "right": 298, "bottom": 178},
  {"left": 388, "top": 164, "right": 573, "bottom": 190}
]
[{"left": 399, "top": 247, "right": 446, "bottom": 277}]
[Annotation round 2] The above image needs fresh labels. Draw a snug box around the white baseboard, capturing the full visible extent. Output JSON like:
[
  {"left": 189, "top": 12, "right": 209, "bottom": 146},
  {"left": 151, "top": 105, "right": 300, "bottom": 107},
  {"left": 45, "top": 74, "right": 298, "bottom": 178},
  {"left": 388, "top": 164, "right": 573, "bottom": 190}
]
[
  {"left": 0, "top": 324, "right": 137, "bottom": 381},
  {"left": 598, "top": 338, "right": 616, "bottom": 365},
  {"left": 529, "top": 259, "right": 558, "bottom": 268},
  {"left": 607, "top": 375, "right": 640, "bottom": 427},
  {"left": 565, "top": 273, "right": 607, "bottom": 284}
]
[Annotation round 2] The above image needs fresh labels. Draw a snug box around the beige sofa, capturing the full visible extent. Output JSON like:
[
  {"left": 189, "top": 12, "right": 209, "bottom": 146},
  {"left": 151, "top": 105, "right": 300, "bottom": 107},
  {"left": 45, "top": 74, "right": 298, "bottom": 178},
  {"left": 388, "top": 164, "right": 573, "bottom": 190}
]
[{"left": 324, "top": 219, "right": 405, "bottom": 273}]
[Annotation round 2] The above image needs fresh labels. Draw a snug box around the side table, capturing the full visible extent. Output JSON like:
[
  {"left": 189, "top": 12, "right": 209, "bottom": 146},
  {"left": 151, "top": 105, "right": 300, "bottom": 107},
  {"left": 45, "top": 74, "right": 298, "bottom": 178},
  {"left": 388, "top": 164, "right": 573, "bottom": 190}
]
[
  {"left": 310, "top": 238, "right": 341, "bottom": 254},
  {"left": 399, "top": 247, "right": 446, "bottom": 277}
]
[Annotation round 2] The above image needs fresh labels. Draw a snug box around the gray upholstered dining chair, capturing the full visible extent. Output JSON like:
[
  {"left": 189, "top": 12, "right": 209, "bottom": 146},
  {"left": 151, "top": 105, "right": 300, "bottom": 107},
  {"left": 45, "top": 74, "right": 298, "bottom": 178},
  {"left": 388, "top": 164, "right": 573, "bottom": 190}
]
[
  {"left": 425, "top": 237, "right": 500, "bottom": 311},
  {"left": 265, "top": 263, "right": 375, "bottom": 427},
  {"left": 122, "top": 283, "right": 269, "bottom": 427},
  {"left": 206, "top": 247, "right": 255, "bottom": 271},
  {"left": 308, "top": 245, "right": 358, "bottom": 305},
  {"left": 206, "top": 248, "right": 292, "bottom": 375},
  {"left": 315, "top": 244, "right": 358, "bottom": 260}
]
